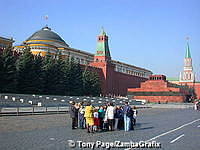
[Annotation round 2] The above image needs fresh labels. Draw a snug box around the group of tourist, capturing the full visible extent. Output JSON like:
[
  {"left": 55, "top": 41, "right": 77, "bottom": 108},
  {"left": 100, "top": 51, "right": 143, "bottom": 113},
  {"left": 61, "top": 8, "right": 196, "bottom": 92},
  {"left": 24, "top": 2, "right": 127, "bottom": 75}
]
[{"left": 69, "top": 101, "right": 137, "bottom": 133}]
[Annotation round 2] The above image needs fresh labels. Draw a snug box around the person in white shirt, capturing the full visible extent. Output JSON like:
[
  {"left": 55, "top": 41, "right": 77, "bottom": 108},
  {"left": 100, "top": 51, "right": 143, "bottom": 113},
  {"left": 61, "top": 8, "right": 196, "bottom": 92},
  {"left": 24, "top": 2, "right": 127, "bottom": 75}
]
[
  {"left": 194, "top": 101, "right": 198, "bottom": 110},
  {"left": 132, "top": 106, "right": 138, "bottom": 126},
  {"left": 105, "top": 102, "right": 115, "bottom": 131}
]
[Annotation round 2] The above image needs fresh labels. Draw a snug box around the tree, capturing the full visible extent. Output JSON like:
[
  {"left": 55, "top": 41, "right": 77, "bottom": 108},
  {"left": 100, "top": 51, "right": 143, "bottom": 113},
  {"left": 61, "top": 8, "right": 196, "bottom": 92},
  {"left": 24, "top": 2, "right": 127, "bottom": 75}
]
[
  {"left": 68, "top": 58, "right": 83, "bottom": 96},
  {"left": 62, "top": 58, "right": 70, "bottom": 95},
  {"left": 90, "top": 71, "right": 101, "bottom": 96},
  {"left": 16, "top": 46, "right": 35, "bottom": 94},
  {"left": 83, "top": 70, "right": 101, "bottom": 96},
  {"left": 42, "top": 54, "right": 57, "bottom": 94},
  {"left": 53, "top": 53, "right": 66, "bottom": 95},
  {"left": 31, "top": 54, "right": 44, "bottom": 94},
  {"left": 0, "top": 46, "right": 101, "bottom": 96},
  {"left": 0, "top": 47, "right": 17, "bottom": 93}
]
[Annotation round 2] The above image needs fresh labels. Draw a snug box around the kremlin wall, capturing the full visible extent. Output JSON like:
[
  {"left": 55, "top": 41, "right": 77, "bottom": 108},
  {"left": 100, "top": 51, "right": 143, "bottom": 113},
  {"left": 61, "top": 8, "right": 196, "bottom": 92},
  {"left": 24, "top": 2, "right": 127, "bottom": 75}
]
[{"left": 1, "top": 26, "right": 199, "bottom": 102}]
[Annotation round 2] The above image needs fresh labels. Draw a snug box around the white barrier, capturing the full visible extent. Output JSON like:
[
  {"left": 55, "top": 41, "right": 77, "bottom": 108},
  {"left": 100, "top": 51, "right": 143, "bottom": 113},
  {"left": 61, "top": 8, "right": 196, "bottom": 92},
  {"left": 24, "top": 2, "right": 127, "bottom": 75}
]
[
  {"left": 37, "top": 102, "right": 42, "bottom": 107},
  {"left": 134, "top": 99, "right": 147, "bottom": 104},
  {"left": 20, "top": 99, "right": 24, "bottom": 103}
]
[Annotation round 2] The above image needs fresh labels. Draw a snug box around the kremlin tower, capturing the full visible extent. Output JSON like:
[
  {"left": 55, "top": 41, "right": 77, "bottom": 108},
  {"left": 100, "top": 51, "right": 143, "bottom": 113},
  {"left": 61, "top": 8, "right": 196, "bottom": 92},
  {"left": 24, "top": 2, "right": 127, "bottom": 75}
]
[
  {"left": 179, "top": 41, "right": 195, "bottom": 83},
  {"left": 90, "top": 28, "right": 115, "bottom": 96},
  {"left": 94, "top": 28, "right": 111, "bottom": 62}
]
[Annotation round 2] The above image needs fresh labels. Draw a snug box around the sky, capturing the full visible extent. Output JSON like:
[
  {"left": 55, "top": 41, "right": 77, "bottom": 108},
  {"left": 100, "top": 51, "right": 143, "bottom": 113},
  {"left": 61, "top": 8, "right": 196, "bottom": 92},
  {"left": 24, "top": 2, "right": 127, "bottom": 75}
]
[{"left": 1, "top": 0, "right": 200, "bottom": 80}]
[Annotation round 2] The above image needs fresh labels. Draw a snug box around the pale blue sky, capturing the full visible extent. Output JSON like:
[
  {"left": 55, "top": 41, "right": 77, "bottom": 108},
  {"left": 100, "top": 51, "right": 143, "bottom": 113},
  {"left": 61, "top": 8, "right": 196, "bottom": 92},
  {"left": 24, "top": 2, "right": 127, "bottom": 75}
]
[{"left": 1, "top": 0, "right": 200, "bottom": 80}]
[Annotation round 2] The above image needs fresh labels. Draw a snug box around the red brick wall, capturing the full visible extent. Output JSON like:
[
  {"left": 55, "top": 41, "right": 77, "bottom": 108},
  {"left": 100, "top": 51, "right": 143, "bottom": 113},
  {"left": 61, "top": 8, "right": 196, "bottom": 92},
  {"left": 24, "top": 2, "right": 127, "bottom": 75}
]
[
  {"left": 128, "top": 80, "right": 183, "bottom": 93},
  {"left": 179, "top": 82, "right": 200, "bottom": 99},
  {"left": 134, "top": 96, "right": 185, "bottom": 103},
  {"left": 128, "top": 76, "right": 191, "bottom": 103},
  {"left": 112, "top": 71, "right": 146, "bottom": 96},
  {"left": 194, "top": 83, "right": 200, "bottom": 99},
  {"left": 89, "top": 61, "right": 148, "bottom": 96}
]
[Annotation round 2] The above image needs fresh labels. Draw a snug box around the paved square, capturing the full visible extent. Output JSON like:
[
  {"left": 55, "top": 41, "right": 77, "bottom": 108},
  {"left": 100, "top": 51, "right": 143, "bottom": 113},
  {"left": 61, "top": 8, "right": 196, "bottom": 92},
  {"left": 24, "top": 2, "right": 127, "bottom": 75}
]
[{"left": 0, "top": 108, "right": 199, "bottom": 150}]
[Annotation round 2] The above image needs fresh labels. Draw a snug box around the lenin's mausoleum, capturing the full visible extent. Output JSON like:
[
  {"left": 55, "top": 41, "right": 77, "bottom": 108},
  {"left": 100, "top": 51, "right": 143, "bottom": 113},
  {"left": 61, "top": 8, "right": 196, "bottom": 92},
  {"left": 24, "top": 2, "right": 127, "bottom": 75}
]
[{"left": 7, "top": 26, "right": 200, "bottom": 102}]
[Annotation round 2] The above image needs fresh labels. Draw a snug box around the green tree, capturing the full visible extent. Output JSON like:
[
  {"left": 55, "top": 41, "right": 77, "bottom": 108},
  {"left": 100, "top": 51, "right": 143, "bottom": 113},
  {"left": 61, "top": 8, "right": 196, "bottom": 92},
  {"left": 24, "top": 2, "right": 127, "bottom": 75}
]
[
  {"left": 53, "top": 53, "right": 66, "bottom": 95},
  {"left": 42, "top": 54, "right": 58, "bottom": 95},
  {"left": 68, "top": 58, "right": 83, "bottom": 96},
  {"left": 62, "top": 58, "right": 70, "bottom": 95},
  {"left": 83, "top": 70, "right": 101, "bottom": 96},
  {"left": 0, "top": 47, "right": 17, "bottom": 93},
  {"left": 31, "top": 54, "right": 44, "bottom": 94},
  {"left": 16, "top": 46, "right": 35, "bottom": 94}
]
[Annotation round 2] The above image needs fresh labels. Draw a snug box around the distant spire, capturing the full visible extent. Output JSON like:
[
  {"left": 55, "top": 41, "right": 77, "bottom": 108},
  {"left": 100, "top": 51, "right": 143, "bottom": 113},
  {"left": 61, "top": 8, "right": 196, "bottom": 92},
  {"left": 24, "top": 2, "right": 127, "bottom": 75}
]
[
  {"left": 44, "top": 15, "right": 49, "bottom": 27},
  {"left": 100, "top": 26, "right": 106, "bottom": 36},
  {"left": 185, "top": 37, "right": 191, "bottom": 58}
]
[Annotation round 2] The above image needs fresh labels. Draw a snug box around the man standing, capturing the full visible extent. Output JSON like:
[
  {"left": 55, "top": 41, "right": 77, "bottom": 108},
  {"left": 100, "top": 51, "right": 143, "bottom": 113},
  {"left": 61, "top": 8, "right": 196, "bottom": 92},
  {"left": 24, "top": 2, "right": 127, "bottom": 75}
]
[
  {"left": 78, "top": 102, "right": 85, "bottom": 129},
  {"left": 114, "top": 105, "right": 123, "bottom": 130},
  {"left": 69, "top": 101, "right": 78, "bottom": 129},
  {"left": 123, "top": 102, "right": 132, "bottom": 131}
]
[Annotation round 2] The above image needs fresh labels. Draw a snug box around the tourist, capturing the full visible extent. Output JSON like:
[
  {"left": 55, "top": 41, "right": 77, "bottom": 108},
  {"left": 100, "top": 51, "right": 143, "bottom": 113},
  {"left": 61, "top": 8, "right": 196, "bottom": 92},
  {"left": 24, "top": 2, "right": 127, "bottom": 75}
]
[
  {"left": 98, "top": 106, "right": 105, "bottom": 131},
  {"left": 196, "top": 101, "right": 200, "bottom": 111},
  {"left": 69, "top": 101, "right": 78, "bottom": 129},
  {"left": 78, "top": 102, "right": 85, "bottom": 129},
  {"left": 118, "top": 106, "right": 124, "bottom": 130},
  {"left": 114, "top": 105, "right": 123, "bottom": 130},
  {"left": 123, "top": 102, "right": 133, "bottom": 131},
  {"left": 102, "top": 106, "right": 108, "bottom": 131},
  {"left": 132, "top": 106, "right": 138, "bottom": 126},
  {"left": 194, "top": 100, "right": 199, "bottom": 110},
  {"left": 84, "top": 102, "right": 94, "bottom": 133},
  {"left": 105, "top": 102, "right": 115, "bottom": 131},
  {"left": 93, "top": 108, "right": 100, "bottom": 132}
]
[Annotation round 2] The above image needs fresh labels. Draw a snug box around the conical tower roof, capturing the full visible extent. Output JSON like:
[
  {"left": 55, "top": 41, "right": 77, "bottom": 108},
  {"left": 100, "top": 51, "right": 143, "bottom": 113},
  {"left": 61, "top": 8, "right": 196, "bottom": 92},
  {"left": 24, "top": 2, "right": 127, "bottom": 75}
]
[
  {"left": 100, "top": 27, "right": 106, "bottom": 36},
  {"left": 185, "top": 42, "right": 191, "bottom": 58}
]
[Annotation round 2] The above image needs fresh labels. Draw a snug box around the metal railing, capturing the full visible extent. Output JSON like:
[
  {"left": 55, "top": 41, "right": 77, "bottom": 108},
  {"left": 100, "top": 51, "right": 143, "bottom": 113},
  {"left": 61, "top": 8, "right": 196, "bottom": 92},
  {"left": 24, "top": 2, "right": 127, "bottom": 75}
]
[{"left": 0, "top": 106, "right": 69, "bottom": 116}]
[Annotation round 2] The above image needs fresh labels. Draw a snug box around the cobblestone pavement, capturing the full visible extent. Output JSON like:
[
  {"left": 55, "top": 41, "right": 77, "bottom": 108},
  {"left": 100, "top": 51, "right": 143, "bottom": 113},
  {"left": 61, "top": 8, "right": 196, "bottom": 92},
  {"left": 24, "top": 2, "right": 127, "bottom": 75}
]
[{"left": 0, "top": 108, "right": 200, "bottom": 150}]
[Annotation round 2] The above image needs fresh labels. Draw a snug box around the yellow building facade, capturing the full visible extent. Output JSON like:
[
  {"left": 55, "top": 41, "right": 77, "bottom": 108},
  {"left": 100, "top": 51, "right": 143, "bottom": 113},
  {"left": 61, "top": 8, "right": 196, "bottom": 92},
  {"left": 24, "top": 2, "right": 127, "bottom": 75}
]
[{"left": 0, "top": 36, "right": 14, "bottom": 49}]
